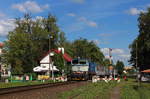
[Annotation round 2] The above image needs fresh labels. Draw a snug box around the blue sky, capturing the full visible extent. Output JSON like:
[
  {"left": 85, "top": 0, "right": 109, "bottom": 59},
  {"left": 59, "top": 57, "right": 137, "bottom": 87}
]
[{"left": 0, "top": 0, "right": 150, "bottom": 66}]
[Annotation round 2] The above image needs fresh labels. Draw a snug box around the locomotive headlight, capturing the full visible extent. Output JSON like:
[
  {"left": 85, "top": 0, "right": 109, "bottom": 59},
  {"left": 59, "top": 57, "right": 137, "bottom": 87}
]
[
  {"left": 77, "top": 67, "right": 80, "bottom": 71},
  {"left": 84, "top": 71, "right": 88, "bottom": 74}
]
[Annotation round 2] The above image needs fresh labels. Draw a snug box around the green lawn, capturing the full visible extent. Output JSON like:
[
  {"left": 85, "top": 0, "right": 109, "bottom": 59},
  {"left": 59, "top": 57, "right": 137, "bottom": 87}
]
[
  {"left": 58, "top": 81, "right": 117, "bottom": 99},
  {"left": 0, "top": 80, "right": 55, "bottom": 88},
  {"left": 121, "top": 79, "right": 150, "bottom": 99}
]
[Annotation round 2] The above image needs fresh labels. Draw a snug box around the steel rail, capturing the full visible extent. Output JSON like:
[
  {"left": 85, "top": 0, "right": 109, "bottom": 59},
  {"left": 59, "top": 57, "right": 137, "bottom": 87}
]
[{"left": 0, "top": 81, "right": 76, "bottom": 95}]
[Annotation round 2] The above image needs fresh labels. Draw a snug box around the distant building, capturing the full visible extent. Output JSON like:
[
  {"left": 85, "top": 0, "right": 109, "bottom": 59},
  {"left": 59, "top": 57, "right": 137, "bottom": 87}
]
[
  {"left": 0, "top": 42, "right": 11, "bottom": 79},
  {"left": 108, "top": 66, "right": 118, "bottom": 76},
  {"left": 124, "top": 66, "right": 134, "bottom": 70},
  {"left": 0, "top": 42, "right": 4, "bottom": 75},
  {"left": 0, "top": 42, "right": 3, "bottom": 54}
]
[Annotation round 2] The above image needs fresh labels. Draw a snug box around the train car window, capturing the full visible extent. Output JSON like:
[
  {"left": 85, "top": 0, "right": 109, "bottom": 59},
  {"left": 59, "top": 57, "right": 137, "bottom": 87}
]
[
  {"left": 42, "top": 66, "right": 46, "bottom": 68},
  {"left": 72, "top": 59, "right": 78, "bottom": 64},
  {"left": 79, "top": 61, "right": 86, "bottom": 64}
]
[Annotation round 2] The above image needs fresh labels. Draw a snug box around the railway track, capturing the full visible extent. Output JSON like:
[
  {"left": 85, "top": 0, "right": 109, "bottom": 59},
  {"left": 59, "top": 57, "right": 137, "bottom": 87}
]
[{"left": 0, "top": 81, "right": 77, "bottom": 95}]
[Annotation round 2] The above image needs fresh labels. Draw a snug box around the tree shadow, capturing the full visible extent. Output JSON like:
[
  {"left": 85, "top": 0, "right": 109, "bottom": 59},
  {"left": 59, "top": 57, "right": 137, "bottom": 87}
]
[{"left": 133, "top": 85, "right": 139, "bottom": 90}]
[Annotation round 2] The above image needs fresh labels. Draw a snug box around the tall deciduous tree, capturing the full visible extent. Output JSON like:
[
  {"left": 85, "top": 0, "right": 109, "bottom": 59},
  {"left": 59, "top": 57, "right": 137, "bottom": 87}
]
[
  {"left": 2, "top": 14, "right": 60, "bottom": 74},
  {"left": 129, "top": 8, "right": 150, "bottom": 70},
  {"left": 116, "top": 60, "right": 124, "bottom": 75},
  {"left": 103, "top": 59, "right": 112, "bottom": 67},
  {"left": 72, "top": 38, "right": 104, "bottom": 64}
]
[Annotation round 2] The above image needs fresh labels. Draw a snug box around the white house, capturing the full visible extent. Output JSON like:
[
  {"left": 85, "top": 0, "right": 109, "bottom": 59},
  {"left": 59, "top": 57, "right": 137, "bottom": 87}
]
[
  {"left": 33, "top": 51, "right": 59, "bottom": 74},
  {"left": 0, "top": 43, "right": 3, "bottom": 54},
  {"left": 33, "top": 49, "right": 72, "bottom": 75}
]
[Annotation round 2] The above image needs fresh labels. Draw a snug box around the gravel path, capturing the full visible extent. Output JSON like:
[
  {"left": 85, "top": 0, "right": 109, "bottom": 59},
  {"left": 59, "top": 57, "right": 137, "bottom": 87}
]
[
  {"left": 110, "top": 82, "right": 126, "bottom": 99},
  {"left": 110, "top": 85, "right": 121, "bottom": 99},
  {"left": 0, "top": 81, "right": 89, "bottom": 99}
]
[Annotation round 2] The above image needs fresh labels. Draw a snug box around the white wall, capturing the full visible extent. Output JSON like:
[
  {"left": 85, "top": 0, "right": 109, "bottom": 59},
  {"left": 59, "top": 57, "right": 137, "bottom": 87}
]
[
  {"left": 40, "top": 54, "right": 50, "bottom": 63},
  {"left": 0, "top": 48, "right": 2, "bottom": 54}
]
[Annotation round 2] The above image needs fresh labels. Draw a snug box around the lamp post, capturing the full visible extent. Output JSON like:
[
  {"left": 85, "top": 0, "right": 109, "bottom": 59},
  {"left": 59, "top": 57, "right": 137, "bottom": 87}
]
[
  {"left": 109, "top": 48, "right": 113, "bottom": 77},
  {"left": 48, "top": 35, "right": 53, "bottom": 79},
  {"left": 50, "top": 52, "right": 54, "bottom": 81},
  {"left": 0, "top": 64, "right": 1, "bottom": 81},
  {"left": 58, "top": 47, "right": 65, "bottom": 76},
  {"left": 0, "top": 51, "right": 2, "bottom": 81},
  {"left": 48, "top": 36, "right": 51, "bottom": 79}
]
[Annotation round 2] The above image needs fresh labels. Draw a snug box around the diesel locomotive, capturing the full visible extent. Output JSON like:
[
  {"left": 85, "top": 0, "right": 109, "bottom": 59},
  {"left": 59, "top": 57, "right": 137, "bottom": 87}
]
[{"left": 68, "top": 58, "right": 97, "bottom": 80}]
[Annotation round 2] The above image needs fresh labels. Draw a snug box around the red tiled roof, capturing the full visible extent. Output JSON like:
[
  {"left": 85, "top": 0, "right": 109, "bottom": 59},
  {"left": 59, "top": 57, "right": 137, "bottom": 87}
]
[
  {"left": 141, "top": 69, "right": 150, "bottom": 73},
  {"left": 0, "top": 42, "right": 4, "bottom": 48},
  {"left": 40, "top": 49, "right": 72, "bottom": 62}
]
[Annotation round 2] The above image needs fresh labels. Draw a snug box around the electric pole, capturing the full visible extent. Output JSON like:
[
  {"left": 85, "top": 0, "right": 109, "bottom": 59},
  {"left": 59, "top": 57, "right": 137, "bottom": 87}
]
[
  {"left": 136, "top": 41, "right": 140, "bottom": 86},
  {"left": 109, "top": 48, "right": 112, "bottom": 65}
]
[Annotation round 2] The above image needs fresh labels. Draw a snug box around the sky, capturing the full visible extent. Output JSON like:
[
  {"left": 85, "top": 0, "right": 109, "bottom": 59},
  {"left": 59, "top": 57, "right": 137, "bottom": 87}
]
[{"left": 0, "top": 0, "right": 150, "bottom": 66}]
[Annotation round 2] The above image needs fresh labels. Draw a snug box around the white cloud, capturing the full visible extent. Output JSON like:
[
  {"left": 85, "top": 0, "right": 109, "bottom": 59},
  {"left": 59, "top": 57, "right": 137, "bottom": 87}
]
[
  {"left": 67, "top": 14, "right": 98, "bottom": 28},
  {"left": 78, "top": 17, "right": 98, "bottom": 27},
  {"left": 87, "top": 21, "right": 97, "bottom": 27},
  {"left": 0, "top": 19, "right": 16, "bottom": 37},
  {"left": 93, "top": 40, "right": 100, "bottom": 45},
  {"left": 0, "top": 12, "right": 5, "bottom": 17},
  {"left": 35, "top": 16, "right": 44, "bottom": 20},
  {"left": 101, "top": 48, "right": 124, "bottom": 54},
  {"left": 119, "top": 54, "right": 130, "bottom": 59},
  {"left": 105, "top": 55, "right": 111, "bottom": 59},
  {"left": 42, "top": 4, "right": 49, "bottom": 9},
  {"left": 127, "top": 8, "right": 143, "bottom": 15},
  {"left": 101, "top": 48, "right": 109, "bottom": 54},
  {"left": 0, "top": 16, "right": 46, "bottom": 37},
  {"left": 12, "top": 1, "right": 49, "bottom": 13},
  {"left": 71, "top": 0, "right": 85, "bottom": 4},
  {"left": 148, "top": 4, "right": 150, "bottom": 7},
  {"left": 112, "top": 48, "right": 124, "bottom": 54},
  {"left": 99, "top": 33, "right": 112, "bottom": 37},
  {"left": 101, "top": 48, "right": 130, "bottom": 65},
  {"left": 89, "top": 39, "right": 100, "bottom": 45},
  {"left": 67, "top": 13, "right": 76, "bottom": 17},
  {"left": 78, "top": 17, "right": 86, "bottom": 21}
]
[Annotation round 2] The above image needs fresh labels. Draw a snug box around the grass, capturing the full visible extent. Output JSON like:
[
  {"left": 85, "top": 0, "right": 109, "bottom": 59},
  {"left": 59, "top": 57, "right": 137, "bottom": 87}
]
[
  {"left": 58, "top": 79, "right": 150, "bottom": 99},
  {"left": 58, "top": 81, "right": 117, "bottom": 99},
  {"left": 121, "top": 79, "right": 150, "bottom": 99},
  {"left": 0, "top": 80, "right": 55, "bottom": 88}
]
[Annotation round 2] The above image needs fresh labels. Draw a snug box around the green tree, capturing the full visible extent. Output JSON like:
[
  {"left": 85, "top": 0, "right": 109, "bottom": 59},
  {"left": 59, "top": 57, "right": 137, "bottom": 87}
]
[
  {"left": 116, "top": 60, "right": 125, "bottom": 75},
  {"left": 129, "top": 8, "right": 150, "bottom": 70},
  {"left": 43, "top": 14, "right": 59, "bottom": 49},
  {"left": 2, "top": 13, "right": 61, "bottom": 74},
  {"left": 54, "top": 32, "right": 72, "bottom": 73},
  {"left": 103, "top": 59, "right": 111, "bottom": 67},
  {"left": 58, "top": 32, "right": 66, "bottom": 47},
  {"left": 72, "top": 38, "right": 104, "bottom": 64}
]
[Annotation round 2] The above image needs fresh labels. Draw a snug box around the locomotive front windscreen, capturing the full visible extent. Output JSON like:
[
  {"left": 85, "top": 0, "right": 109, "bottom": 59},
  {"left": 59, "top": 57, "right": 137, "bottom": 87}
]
[
  {"left": 71, "top": 59, "right": 89, "bottom": 72},
  {"left": 72, "top": 59, "right": 88, "bottom": 65},
  {"left": 72, "top": 59, "right": 78, "bottom": 65},
  {"left": 79, "top": 60, "right": 87, "bottom": 64}
]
